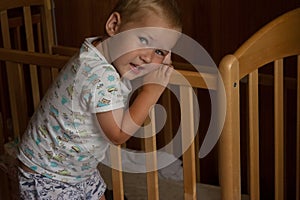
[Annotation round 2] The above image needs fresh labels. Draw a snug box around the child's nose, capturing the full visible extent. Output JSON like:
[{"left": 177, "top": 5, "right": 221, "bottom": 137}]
[{"left": 140, "top": 49, "right": 154, "bottom": 63}]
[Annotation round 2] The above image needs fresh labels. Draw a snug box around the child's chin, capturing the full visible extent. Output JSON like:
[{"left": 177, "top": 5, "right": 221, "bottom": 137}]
[
  {"left": 123, "top": 73, "right": 140, "bottom": 80},
  {"left": 124, "top": 71, "right": 145, "bottom": 80}
]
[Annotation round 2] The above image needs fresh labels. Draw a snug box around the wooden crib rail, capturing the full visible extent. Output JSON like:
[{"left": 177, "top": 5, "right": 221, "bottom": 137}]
[
  {"left": 219, "top": 7, "right": 300, "bottom": 200},
  {"left": 235, "top": 8, "right": 300, "bottom": 79},
  {"left": 0, "top": 0, "right": 48, "bottom": 10},
  {"left": 0, "top": 48, "right": 69, "bottom": 68}
]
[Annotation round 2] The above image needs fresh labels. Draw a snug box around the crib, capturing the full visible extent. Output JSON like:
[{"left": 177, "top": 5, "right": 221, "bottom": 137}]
[
  {"left": 219, "top": 7, "right": 300, "bottom": 200},
  {"left": 0, "top": 1, "right": 299, "bottom": 199}
]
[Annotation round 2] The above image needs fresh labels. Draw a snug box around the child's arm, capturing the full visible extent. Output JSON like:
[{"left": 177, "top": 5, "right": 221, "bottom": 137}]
[{"left": 96, "top": 55, "right": 173, "bottom": 145}]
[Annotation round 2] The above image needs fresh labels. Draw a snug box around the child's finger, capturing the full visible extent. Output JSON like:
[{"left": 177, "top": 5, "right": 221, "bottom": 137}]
[
  {"left": 162, "top": 51, "right": 172, "bottom": 65},
  {"left": 165, "top": 65, "right": 174, "bottom": 77},
  {"left": 160, "top": 64, "right": 173, "bottom": 77}
]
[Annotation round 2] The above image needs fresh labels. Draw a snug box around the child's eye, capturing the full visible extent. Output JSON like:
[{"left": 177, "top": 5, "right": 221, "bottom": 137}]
[
  {"left": 139, "top": 37, "right": 149, "bottom": 45},
  {"left": 155, "top": 49, "right": 167, "bottom": 56}
]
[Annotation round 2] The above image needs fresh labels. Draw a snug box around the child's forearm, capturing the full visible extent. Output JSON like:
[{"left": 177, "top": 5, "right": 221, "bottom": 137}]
[
  {"left": 122, "top": 85, "right": 163, "bottom": 132},
  {"left": 97, "top": 65, "right": 173, "bottom": 145},
  {"left": 111, "top": 85, "right": 164, "bottom": 144},
  {"left": 96, "top": 85, "right": 164, "bottom": 145}
]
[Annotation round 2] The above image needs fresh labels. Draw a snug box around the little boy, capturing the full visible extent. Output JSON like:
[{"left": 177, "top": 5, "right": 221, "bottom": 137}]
[{"left": 17, "top": 0, "right": 182, "bottom": 199}]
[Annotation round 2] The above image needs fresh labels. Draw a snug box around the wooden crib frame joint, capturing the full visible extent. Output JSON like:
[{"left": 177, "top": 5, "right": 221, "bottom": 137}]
[{"left": 235, "top": 7, "right": 300, "bottom": 79}]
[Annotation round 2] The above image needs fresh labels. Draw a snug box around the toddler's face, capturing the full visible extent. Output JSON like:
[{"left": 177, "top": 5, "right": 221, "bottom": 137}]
[{"left": 107, "top": 10, "right": 181, "bottom": 80}]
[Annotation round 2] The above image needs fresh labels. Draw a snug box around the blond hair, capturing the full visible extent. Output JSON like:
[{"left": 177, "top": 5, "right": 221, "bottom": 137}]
[{"left": 112, "top": 0, "right": 182, "bottom": 29}]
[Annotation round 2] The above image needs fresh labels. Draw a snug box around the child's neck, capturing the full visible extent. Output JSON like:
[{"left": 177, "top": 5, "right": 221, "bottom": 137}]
[{"left": 94, "top": 36, "right": 112, "bottom": 63}]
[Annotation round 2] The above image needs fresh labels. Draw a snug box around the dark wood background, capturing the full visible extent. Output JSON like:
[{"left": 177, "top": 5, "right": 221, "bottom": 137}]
[{"left": 54, "top": 0, "right": 300, "bottom": 64}]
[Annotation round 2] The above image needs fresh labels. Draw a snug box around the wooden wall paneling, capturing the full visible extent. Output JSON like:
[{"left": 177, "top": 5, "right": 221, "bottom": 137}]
[
  {"left": 206, "top": 0, "right": 221, "bottom": 64},
  {"left": 54, "top": 0, "right": 118, "bottom": 47}
]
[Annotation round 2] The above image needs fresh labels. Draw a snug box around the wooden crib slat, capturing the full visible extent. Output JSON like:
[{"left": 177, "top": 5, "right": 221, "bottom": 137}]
[
  {"left": 274, "top": 59, "right": 284, "bottom": 200},
  {"left": 1, "top": 10, "right": 23, "bottom": 137},
  {"left": 193, "top": 89, "right": 201, "bottom": 183},
  {"left": 110, "top": 145, "right": 124, "bottom": 200},
  {"left": 37, "top": 17, "right": 53, "bottom": 95},
  {"left": 41, "top": 0, "right": 56, "bottom": 94},
  {"left": 144, "top": 110, "right": 159, "bottom": 200},
  {"left": 13, "top": 27, "right": 22, "bottom": 49},
  {"left": 0, "top": 12, "right": 12, "bottom": 80},
  {"left": 24, "top": 6, "right": 41, "bottom": 109},
  {"left": 24, "top": 6, "right": 34, "bottom": 50},
  {"left": 297, "top": 55, "right": 300, "bottom": 200},
  {"left": 194, "top": 130, "right": 200, "bottom": 183},
  {"left": 41, "top": 0, "right": 55, "bottom": 53},
  {"left": 37, "top": 21, "right": 43, "bottom": 52},
  {"left": 248, "top": 70, "right": 260, "bottom": 199},
  {"left": 0, "top": 48, "right": 69, "bottom": 68},
  {"left": 161, "top": 89, "right": 173, "bottom": 154},
  {"left": 1, "top": 66, "right": 21, "bottom": 138},
  {"left": 180, "top": 86, "right": 197, "bottom": 200}
]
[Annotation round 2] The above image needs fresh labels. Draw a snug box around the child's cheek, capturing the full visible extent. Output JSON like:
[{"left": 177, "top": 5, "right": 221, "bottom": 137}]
[{"left": 152, "top": 55, "right": 165, "bottom": 64}]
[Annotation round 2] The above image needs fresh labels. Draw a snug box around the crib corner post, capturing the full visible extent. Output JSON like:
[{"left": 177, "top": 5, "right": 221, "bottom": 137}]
[{"left": 218, "top": 55, "right": 241, "bottom": 200}]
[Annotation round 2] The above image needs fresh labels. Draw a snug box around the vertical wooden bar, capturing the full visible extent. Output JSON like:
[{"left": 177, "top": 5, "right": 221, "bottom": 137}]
[
  {"left": 180, "top": 86, "right": 197, "bottom": 200},
  {"left": 219, "top": 55, "right": 241, "bottom": 200},
  {"left": 194, "top": 131, "right": 201, "bottom": 183},
  {"left": 144, "top": 110, "right": 159, "bottom": 200},
  {"left": 37, "top": 22, "right": 43, "bottom": 52},
  {"left": 296, "top": 55, "right": 300, "bottom": 200},
  {"left": 36, "top": 21, "right": 58, "bottom": 89},
  {"left": 42, "top": 0, "right": 58, "bottom": 93},
  {"left": 110, "top": 145, "right": 124, "bottom": 200},
  {"left": 24, "top": 6, "right": 35, "bottom": 51},
  {"left": 193, "top": 89, "right": 200, "bottom": 183},
  {"left": 14, "top": 27, "right": 22, "bottom": 49},
  {"left": 1, "top": 10, "right": 21, "bottom": 138},
  {"left": 16, "top": 61, "right": 29, "bottom": 130},
  {"left": 43, "top": 0, "right": 55, "bottom": 53},
  {"left": 161, "top": 89, "right": 173, "bottom": 154},
  {"left": 248, "top": 70, "right": 260, "bottom": 199},
  {"left": 51, "top": 67, "right": 60, "bottom": 81},
  {"left": 24, "top": 6, "right": 41, "bottom": 110},
  {"left": 274, "top": 59, "right": 284, "bottom": 200},
  {"left": 13, "top": 15, "right": 29, "bottom": 128}
]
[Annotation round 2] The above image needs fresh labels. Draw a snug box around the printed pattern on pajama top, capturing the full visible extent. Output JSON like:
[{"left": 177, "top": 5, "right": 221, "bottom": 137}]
[{"left": 17, "top": 37, "right": 132, "bottom": 183}]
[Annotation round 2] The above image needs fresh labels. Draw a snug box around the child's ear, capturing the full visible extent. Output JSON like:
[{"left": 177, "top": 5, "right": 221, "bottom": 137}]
[{"left": 105, "top": 12, "right": 122, "bottom": 36}]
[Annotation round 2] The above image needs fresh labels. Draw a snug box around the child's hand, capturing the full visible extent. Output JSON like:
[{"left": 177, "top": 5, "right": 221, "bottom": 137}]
[
  {"left": 162, "top": 51, "right": 172, "bottom": 65},
  {"left": 142, "top": 52, "right": 173, "bottom": 93}
]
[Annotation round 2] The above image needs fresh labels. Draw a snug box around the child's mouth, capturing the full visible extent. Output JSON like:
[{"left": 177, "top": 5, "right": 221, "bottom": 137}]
[{"left": 130, "top": 63, "right": 142, "bottom": 74}]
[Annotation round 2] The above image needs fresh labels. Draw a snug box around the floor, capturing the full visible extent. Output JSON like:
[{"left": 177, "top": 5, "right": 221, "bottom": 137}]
[{"left": 99, "top": 164, "right": 250, "bottom": 200}]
